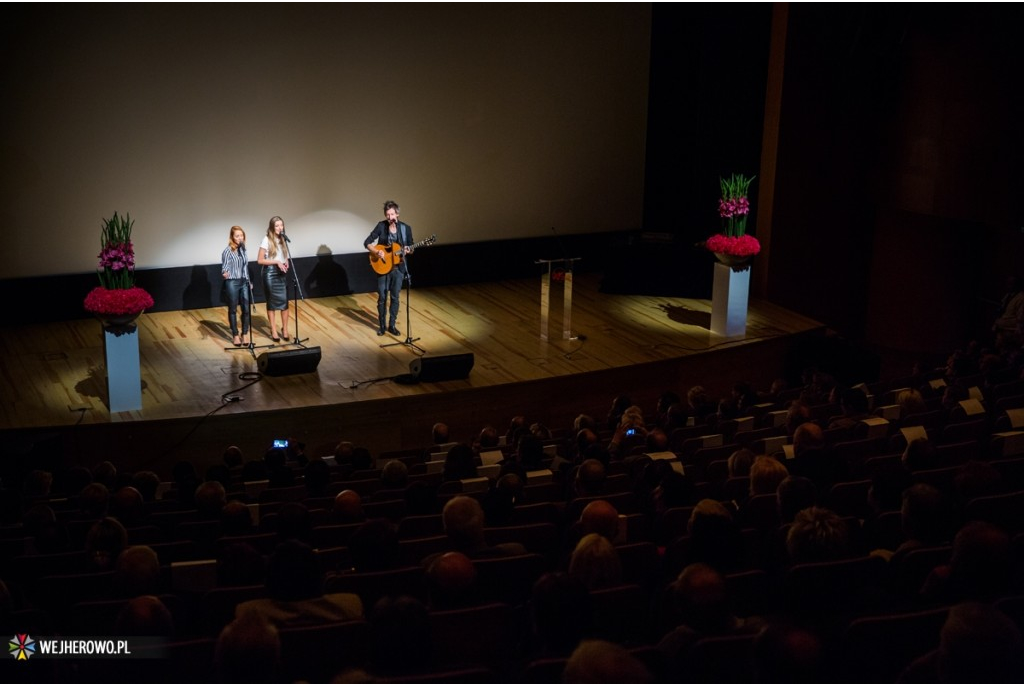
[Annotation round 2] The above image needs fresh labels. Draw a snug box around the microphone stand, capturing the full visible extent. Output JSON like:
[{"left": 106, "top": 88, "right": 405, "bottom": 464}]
[
  {"left": 381, "top": 234, "right": 425, "bottom": 355},
  {"left": 281, "top": 234, "right": 309, "bottom": 348},
  {"left": 226, "top": 244, "right": 274, "bottom": 360}
]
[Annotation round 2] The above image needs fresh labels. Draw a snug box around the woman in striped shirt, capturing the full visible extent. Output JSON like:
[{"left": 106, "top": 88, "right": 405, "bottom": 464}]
[{"left": 221, "top": 226, "right": 252, "bottom": 346}]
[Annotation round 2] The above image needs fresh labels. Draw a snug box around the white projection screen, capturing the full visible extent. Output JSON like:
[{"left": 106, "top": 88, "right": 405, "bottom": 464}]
[{"left": 2, "top": 4, "right": 651, "bottom": 278}]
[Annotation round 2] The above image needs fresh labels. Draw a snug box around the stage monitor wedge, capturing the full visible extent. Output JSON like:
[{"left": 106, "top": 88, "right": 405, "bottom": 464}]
[
  {"left": 409, "top": 353, "right": 475, "bottom": 382},
  {"left": 257, "top": 346, "right": 322, "bottom": 376}
]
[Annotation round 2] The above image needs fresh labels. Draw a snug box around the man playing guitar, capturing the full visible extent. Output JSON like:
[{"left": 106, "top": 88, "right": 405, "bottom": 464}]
[{"left": 364, "top": 200, "right": 414, "bottom": 336}]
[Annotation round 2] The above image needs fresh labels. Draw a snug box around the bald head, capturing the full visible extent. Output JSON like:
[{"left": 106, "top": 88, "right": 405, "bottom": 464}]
[
  {"left": 427, "top": 551, "right": 477, "bottom": 608},
  {"left": 580, "top": 500, "right": 620, "bottom": 541},
  {"left": 332, "top": 489, "right": 365, "bottom": 523}
]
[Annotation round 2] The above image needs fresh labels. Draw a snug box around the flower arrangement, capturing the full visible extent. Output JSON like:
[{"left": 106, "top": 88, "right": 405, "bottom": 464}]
[
  {"left": 83, "top": 212, "right": 154, "bottom": 318},
  {"left": 705, "top": 173, "right": 761, "bottom": 258}
]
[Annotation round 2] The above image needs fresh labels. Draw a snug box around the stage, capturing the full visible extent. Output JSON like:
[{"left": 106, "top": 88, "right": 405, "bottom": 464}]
[{"left": 0, "top": 274, "right": 824, "bottom": 476}]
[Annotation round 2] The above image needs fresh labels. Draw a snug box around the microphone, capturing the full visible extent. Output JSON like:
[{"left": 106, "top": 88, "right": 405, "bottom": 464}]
[
  {"left": 238, "top": 241, "right": 246, "bottom": 252},
  {"left": 281, "top": 233, "right": 291, "bottom": 243}
]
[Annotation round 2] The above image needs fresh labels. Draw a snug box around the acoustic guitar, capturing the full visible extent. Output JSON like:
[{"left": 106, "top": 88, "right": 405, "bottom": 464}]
[{"left": 368, "top": 233, "right": 437, "bottom": 275}]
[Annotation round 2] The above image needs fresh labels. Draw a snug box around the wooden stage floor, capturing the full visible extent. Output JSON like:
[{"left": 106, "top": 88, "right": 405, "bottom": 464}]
[{"left": 0, "top": 274, "right": 823, "bottom": 471}]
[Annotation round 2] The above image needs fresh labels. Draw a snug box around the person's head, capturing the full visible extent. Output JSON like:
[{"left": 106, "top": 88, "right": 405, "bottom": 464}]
[
  {"left": 442, "top": 496, "right": 487, "bottom": 551},
  {"left": 575, "top": 459, "right": 607, "bottom": 497},
  {"left": 368, "top": 595, "right": 431, "bottom": 674},
  {"left": 431, "top": 422, "right": 450, "bottom": 444},
  {"left": 579, "top": 500, "right": 620, "bottom": 541},
  {"left": 267, "top": 215, "right": 284, "bottom": 239},
  {"left": 947, "top": 520, "right": 1012, "bottom": 599},
  {"left": 530, "top": 572, "right": 592, "bottom": 657},
  {"left": 785, "top": 401, "right": 812, "bottom": 437},
  {"left": 727, "top": 448, "right": 756, "bottom": 478},
  {"left": 276, "top": 501, "right": 312, "bottom": 543},
  {"left": 569, "top": 533, "right": 622, "bottom": 591},
  {"left": 195, "top": 480, "right": 227, "bottom": 519},
  {"left": 477, "top": 425, "right": 499, "bottom": 449},
  {"left": 564, "top": 639, "right": 651, "bottom": 683},
  {"left": 900, "top": 483, "right": 950, "bottom": 545},
  {"left": 109, "top": 486, "right": 145, "bottom": 526},
  {"left": 669, "top": 562, "right": 734, "bottom": 633},
  {"left": 114, "top": 545, "right": 162, "bottom": 598},
  {"left": 442, "top": 443, "right": 478, "bottom": 482},
  {"left": 228, "top": 225, "right": 246, "bottom": 251},
  {"left": 216, "top": 612, "right": 281, "bottom": 683},
  {"left": 901, "top": 437, "right": 936, "bottom": 471},
  {"left": 223, "top": 445, "right": 245, "bottom": 469},
  {"left": 217, "top": 542, "right": 265, "bottom": 587},
  {"left": 85, "top": 517, "right": 128, "bottom": 571},
  {"left": 517, "top": 433, "right": 546, "bottom": 470},
  {"left": 115, "top": 595, "right": 174, "bottom": 637},
  {"left": 896, "top": 388, "right": 927, "bottom": 417},
  {"left": 221, "top": 500, "right": 254, "bottom": 536},
  {"left": 383, "top": 200, "right": 400, "bottom": 223},
  {"left": 749, "top": 456, "right": 789, "bottom": 497},
  {"left": 426, "top": 551, "right": 478, "bottom": 609},
  {"left": 776, "top": 476, "right": 817, "bottom": 524},
  {"left": 380, "top": 459, "right": 408, "bottom": 489},
  {"left": 936, "top": 602, "right": 1024, "bottom": 681},
  {"left": 78, "top": 482, "right": 110, "bottom": 518},
  {"left": 785, "top": 506, "right": 850, "bottom": 564},
  {"left": 840, "top": 387, "right": 869, "bottom": 416},
  {"left": 131, "top": 470, "right": 160, "bottom": 502},
  {"left": 754, "top": 622, "right": 825, "bottom": 682},
  {"left": 303, "top": 458, "right": 331, "bottom": 496},
  {"left": 792, "top": 422, "right": 824, "bottom": 457},
  {"left": 332, "top": 489, "right": 365, "bottom": 523}
]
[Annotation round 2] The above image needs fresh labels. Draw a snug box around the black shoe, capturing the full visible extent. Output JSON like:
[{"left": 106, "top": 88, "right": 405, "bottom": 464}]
[
  {"left": 388, "top": 326, "right": 400, "bottom": 336},
  {"left": 377, "top": 327, "right": 385, "bottom": 336}
]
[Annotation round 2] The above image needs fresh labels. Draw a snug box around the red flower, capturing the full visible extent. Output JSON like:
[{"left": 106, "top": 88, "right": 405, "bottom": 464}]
[
  {"left": 705, "top": 233, "right": 761, "bottom": 257},
  {"left": 83, "top": 286, "right": 155, "bottom": 316}
]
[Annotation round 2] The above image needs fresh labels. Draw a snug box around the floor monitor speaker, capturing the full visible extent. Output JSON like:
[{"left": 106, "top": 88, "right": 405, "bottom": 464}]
[
  {"left": 409, "top": 353, "right": 475, "bottom": 382},
  {"left": 257, "top": 346, "right": 322, "bottom": 376}
]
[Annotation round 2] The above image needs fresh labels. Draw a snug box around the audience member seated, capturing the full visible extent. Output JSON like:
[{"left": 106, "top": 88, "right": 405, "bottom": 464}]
[
  {"left": 683, "top": 499, "right": 745, "bottom": 573},
  {"left": 216, "top": 612, "right": 282, "bottom": 684},
  {"left": 331, "top": 489, "right": 365, "bottom": 524},
  {"left": 564, "top": 639, "right": 651, "bottom": 683},
  {"left": 114, "top": 545, "right": 162, "bottom": 598},
  {"left": 481, "top": 473, "right": 523, "bottom": 526},
  {"left": 379, "top": 459, "right": 409, "bottom": 490},
  {"left": 217, "top": 542, "right": 265, "bottom": 587},
  {"left": 579, "top": 500, "right": 620, "bottom": 541},
  {"left": 130, "top": 471, "right": 160, "bottom": 503},
  {"left": 753, "top": 621, "right": 826, "bottom": 683},
  {"left": 899, "top": 601, "right": 1024, "bottom": 682},
  {"left": 264, "top": 448, "right": 295, "bottom": 489},
  {"left": 750, "top": 456, "right": 789, "bottom": 498},
  {"left": 85, "top": 517, "right": 129, "bottom": 572},
  {"left": 221, "top": 500, "right": 255, "bottom": 536},
  {"left": 789, "top": 423, "right": 845, "bottom": 490},
  {"left": 236, "top": 540, "right": 363, "bottom": 628},
  {"left": 828, "top": 387, "right": 871, "bottom": 430},
  {"left": 426, "top": 551, "right": 479, "bottom": 609},
  {"left": 785, "top": 506, "right": 851, "bottom": 565},
  {"left": 886, "top": 484, "right": 951, "bottom": 564},
  {"left": 439, "top": 496, "right": 526, "bottom": 560},
  {"left": 367, "top": 595, "right": 433, "bottom": 678},
  {"left": 110, "top": 486, "right": 147, "bottom": 527},
  {"left": 728, "top": 448, "right": 756, "bottom": 478},
  {"left": 195, "top": 480, "right": 227, "bottom": 521},
  {"left": 529, "top": 572, "right": 593, "bottom": 659},
  {"left": 776, "top": 476, "right": 817, "bottom": 525},
  {"left": 657, "top": 562, "right": 762, "bottom": 662},
  {"left": 78, "top": 482, "right": 110, "bottom": 520},
  {"left": 896, "top": 388, "right": 928, "bottom": 419},
  {"left": 920, "top": 520, "right": 1012, "bottom": 603},
  {"left": 569, "top": 533, "right": 622, "bottom": 591},
  {"left": 303, "top": 458, "right": 331, "bottom": 498},
  {"left": 23, "top": 503, "right": 68, "bottom": 554},
  {"left": 114, "top": 595, "right": 175, "bottom": 638},
  {"left": 573, "top": 459, "right": 607, "bottom": 499},
  {"left": 274, "top": 501, "right": 312, "bottom": 544},
  {"left": 442, "top": 443, "right": 479, "bottom": 483},
  {"left": 901, "top": 437, "right": 937, "bottom": 471}
]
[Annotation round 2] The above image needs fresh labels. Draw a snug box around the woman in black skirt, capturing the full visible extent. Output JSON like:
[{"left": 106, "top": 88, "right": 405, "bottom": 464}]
[{"left": 258, "top": 216, "right": 290, "bottom": 342}]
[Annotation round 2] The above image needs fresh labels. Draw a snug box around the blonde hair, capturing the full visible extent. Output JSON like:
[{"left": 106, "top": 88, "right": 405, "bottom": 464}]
[
  {"left": 227, "top": 225, "right": 246, "bottom": 251},
  {"left": 264, "top": 216, "right": 284, "bottom": 260}
]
